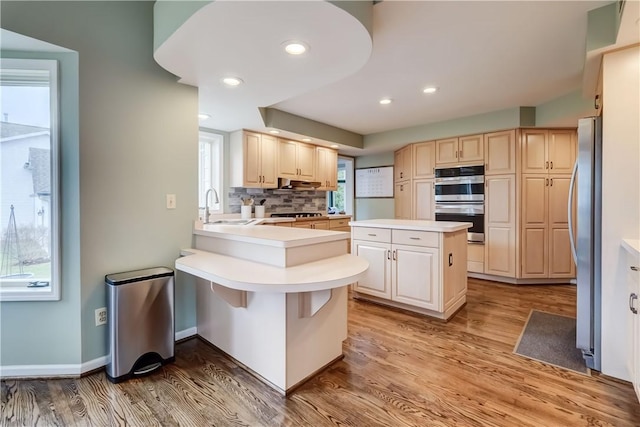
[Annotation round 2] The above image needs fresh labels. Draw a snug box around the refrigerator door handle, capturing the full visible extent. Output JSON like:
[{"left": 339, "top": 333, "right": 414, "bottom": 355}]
[{"left": 568, "top": 160, "right": 578, "bottom": 264}]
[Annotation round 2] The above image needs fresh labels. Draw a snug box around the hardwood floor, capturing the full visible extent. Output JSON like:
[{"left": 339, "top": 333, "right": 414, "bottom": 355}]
[{"left": 2, "top": 278, "right": 639, "bottom": 426}]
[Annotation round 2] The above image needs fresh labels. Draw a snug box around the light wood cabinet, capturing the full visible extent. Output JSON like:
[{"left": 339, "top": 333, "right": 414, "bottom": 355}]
[
  {"left": 230, "top": 131, "right": 278, "bottom": 188},
  {"left": 485, "top": 130, "right": 516, "bottom": 175},
  {"left": 521, "top": 129, "right": 576, "bottom": 174},
  {"left": 278, "top": 139, "right": 315, "bottom": 181},
  {"left": 395, "top": 182, "right": 412, "bottom": 219},
  {"left": 394, "top": 145, "right": 412, "bottom": 182},
  {"left": 520, "top": 174, "right": 575, "bottom": 278},
  {"left": 316, "top": 147, "right": 338, "bottom": 190},
  {"left": 351, "top": 224, "right": 467, "bottom": 320},
  {"left": 485, "top": 174, "right": 517, "bottom": 277},
  {"left": 329, "top": 216, "right": 351, "bottom": 253},
  {"left": 292, "top": 219, "right": 329, "bottom": 230},
  {"left": 435, "top": 134, "right": 483, "bottom": 166},
  {"left": 412, "top": 179, "right": 434, "bottom": 220},
  {"left": 412, "top": 141, "right": 435, "bottom": 179}
]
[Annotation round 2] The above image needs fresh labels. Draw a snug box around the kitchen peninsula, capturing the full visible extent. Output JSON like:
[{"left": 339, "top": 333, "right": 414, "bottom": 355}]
[
  {"left": 176, "top": 221, "right": 368, "bottom": 394},
  {"left": 350, "top": 219, "right": 471, "bottom": 320}
]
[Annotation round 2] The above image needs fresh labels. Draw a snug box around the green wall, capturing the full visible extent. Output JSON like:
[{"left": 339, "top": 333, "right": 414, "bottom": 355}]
[
  {"left": 1, "top": 1, "right": 199, "bottom": 366},
  {"left": 354, "top": 152, "right": 395, "bottom": 220}
]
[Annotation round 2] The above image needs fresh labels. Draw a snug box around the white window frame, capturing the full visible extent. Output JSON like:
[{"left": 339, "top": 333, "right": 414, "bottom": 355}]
[
  {"left": 198, "top": 130, "right": 223, "bottom": 215},
  {"left": 0, "top": 58, "right": 60, "bottom": 301}
]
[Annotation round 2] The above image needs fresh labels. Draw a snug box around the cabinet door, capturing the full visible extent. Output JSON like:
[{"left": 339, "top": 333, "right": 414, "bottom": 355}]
[
  {"left": 413, "top": 179, "right": 434, "bottom": 220},
  {"left": 243, "top": 132, "right": 263, "bottom": 187},
  {"left": 325, "top": 148, "right": 338, "bottom": 189},
  {"left": 392, "top": 244, "right": 440, "bottom": 311},
  {"left": 548, "top": 176, "right": 575, "bottom": 278},
  {"left": 548, "top": 130, "right": 576, "bottom": 174},
  {"left": 521, "top": 174, "right": 549, "bottom": 277},
  {"left": 395, "top": 182, "right": 411, "bottom": 219},
  {"left": 412, "top": 141, "right": 435, "bottom": 178},
  {"left": 485, "top": 174, "right": 517, "bottom": 277},
  {"left": 485, "top": 130, "right": 516, "bottom": 175},
  {"left": 297, "top": 142, "right": 316, "bottom": 180},
  {"left": 260, "top": 134, "right": 278, "bottom": 188},
  {"left": 315, "top": 147, "right": 330, "bottom": 190},
  {"left": 278, "top": 139, "right": 298, "bottom": 178},
  {"left": 394, "top": 146, "right": 411, "bottom": 181},
  {"left": 458, "top": 134, "right": 483, "bottom": 164},
  {"left": 521, "top": 129, "right": 548, "bottom": 174},
  {"left": 353, "top": 240, "right": 392, "bottom": 298},
  {"left": 435, "top": 138, "right": 459, "bottom": 165}
]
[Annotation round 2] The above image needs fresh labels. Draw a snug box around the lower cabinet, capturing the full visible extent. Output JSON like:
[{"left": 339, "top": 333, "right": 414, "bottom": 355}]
[
  {"left": 352, "top": 226, "right": 467, "bottom": 320},
  {"left": 624, "top": 245, "right": 640, "bottom": 402}
]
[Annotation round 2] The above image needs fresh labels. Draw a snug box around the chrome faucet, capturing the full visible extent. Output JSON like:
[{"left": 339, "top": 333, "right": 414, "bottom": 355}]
[{"left": 204, "top": 188, "right": 219, "bottom": 223}]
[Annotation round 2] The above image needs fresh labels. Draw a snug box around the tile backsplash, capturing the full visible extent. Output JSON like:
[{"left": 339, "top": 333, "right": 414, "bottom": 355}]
[{"left": 229, "top": 187, "right": 327, "bottom": 214}]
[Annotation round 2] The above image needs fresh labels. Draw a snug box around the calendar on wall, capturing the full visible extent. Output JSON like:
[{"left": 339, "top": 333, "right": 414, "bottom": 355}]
[{"left": 355, "top": 166, "right": 394, "bottom": 198}]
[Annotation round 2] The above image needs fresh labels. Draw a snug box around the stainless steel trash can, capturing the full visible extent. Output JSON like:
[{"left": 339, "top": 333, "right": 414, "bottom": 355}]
[{"left": 105, "top": 267, "right": 175, "bottom": 383}]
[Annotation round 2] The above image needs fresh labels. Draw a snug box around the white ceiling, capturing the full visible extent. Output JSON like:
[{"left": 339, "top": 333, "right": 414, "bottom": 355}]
[{"left": 155, "top": 0, "right": 619, "bottom": 156}]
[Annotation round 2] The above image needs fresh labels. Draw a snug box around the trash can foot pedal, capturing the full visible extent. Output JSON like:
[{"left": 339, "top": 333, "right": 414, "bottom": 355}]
[{"left": 134, "top": 362, "right": 162, "bottom": 375}]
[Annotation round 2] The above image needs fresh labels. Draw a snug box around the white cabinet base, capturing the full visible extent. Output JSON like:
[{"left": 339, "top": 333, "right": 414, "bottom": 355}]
[{"left": 353, "top": 291, "right": 466, "bottom": 321}]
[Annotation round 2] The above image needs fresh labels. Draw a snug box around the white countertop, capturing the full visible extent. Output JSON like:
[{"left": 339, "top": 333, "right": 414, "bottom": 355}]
[
  {"left": 177, "top": 249, "right": 368, "bottom": 293},
  {"left": 349, "top": 219, "right": 472, "bottom": 233},
  {"left": 193, "top": 221, "right": 349, "bottom": 248},
  {"left": 622, "top": 239, "right": 640, "bottom": 257}
]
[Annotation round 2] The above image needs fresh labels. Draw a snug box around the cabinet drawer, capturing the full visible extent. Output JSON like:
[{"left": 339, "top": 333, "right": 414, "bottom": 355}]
[
  {"left": 352, "top": 227, "right": 391, "bottom": 243},
  {"left": 392, "top": 229, "right": 439, "bottom": 247},
  {"left": 330, "top": 218, "right": 350, "bottom": 229}
]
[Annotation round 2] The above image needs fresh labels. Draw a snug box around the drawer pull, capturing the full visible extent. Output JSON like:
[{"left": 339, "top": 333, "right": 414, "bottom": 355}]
[
  {"left": 387, "top": 250, "right": 391, "bottom": 260},
  {"left": 630, "top": 293, "right": 638, "bottom": 314},
  {"left": 367, "top": 233, "right": 377, "bottom": 236},
  {"left": 409, "top": 237, "right": 421, "bottom": 240},
  {"left": 631, "top": 266, "right": 639, "bottom": 272}
]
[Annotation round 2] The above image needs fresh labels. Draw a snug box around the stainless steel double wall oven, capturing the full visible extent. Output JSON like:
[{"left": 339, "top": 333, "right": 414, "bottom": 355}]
[{"left": 434, "top": 164, "right": 485, "bottom": 243}]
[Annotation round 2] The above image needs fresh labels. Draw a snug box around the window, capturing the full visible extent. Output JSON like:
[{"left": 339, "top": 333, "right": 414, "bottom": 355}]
[
  {"left": 0, "top": 58, "right": 60, "bottom": 301},
  {"left": 198, "top": 131, "right": 223, "bottom": 215},
  {"left": 328, "top": 168, "right": 347, "bottom": 212}
]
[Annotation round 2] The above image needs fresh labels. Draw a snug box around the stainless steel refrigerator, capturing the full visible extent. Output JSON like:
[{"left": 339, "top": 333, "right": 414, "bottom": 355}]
[{"left": 569, "top": 116, "right": 602, "bottom": 371}]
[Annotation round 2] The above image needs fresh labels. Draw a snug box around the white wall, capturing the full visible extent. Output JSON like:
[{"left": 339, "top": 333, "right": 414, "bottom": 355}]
[{"left": 601, "top": 45, "right": 640, "bottom": 380}]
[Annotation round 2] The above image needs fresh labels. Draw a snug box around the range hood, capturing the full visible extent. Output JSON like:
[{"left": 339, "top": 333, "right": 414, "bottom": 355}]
[{"left": 278, "top": 178, "right": 322, "bottom": 189}]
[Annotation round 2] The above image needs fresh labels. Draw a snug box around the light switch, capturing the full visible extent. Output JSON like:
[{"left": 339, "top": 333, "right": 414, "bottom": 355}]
[{"left": 166, "top": 194, "right": 176, "bottom": 209}]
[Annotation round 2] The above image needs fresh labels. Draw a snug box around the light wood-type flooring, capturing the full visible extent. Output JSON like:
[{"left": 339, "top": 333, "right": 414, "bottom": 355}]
[{"left": 2, "top": 278, "right": 639, "bottom": 426}]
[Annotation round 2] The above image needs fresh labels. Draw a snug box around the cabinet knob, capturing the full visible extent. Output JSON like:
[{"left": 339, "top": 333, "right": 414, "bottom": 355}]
[{"left": 630, "top": 293, "right": 638, "bottom": 314}]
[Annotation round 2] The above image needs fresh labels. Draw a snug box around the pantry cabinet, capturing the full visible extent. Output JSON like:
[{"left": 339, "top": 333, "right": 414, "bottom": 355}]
[
  {"left": 485, "top": 174, "right": 517, "bottom": 277},
  {"left": 484, "top": 130, "right": 516, "bottom": 175},
  {"left": 413, "top": 179, "right": 434, "bottom": 220},
  {"left": 435, "top": 134, "right": 483, "bottom": 166},
  {"left": 278, "top": 139, "right": 316, "bottom": 181},
  {"left": 394, "top": 145, "right": 412, "bottom": 182},
  {"left": 521, "top": 129, "right": 576, "bottom": 174},
  {"left": 316, "top": 147, "right": 338, "bottom": 190},
  {"left": 230, "top": 131, "right": 278, "bottom": 188}
]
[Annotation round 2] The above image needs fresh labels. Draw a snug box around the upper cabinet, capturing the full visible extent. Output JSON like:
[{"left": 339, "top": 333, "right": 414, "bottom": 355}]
[
  {"left": 412, "top": 141, "right": 435, "bottom": 179},
  {"left": 278, "top": 139, "right": 316, "bottom": 181},
  {"left": 394, "top": 145, "right": 412, "bottom": 182},
  {"left": 230, "top": 131, "right": 278, "bottom": 188},
  {"left": 435, "top": 134, "right": 484, "bottom": 166},
  {"left": 521, "top": 129, "right": 576, "bottom": 174},
  {"left": 484, "top": 130, "right": 516, "bottom": 175},
  {"left": 316, "top": 147, "right": 338, "bottom": 191}
]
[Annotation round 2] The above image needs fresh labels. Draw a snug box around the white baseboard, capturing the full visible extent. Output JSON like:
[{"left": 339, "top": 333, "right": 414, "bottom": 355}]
[{"left": 0, "top": 328, "right": 198, "bottom": 379}]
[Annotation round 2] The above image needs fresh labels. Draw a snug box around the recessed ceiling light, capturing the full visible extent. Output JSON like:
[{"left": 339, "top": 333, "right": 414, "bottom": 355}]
[
  {"left": 222, "top": 77, "right": 243, "bottom": 86},
  {"left": 283, "top": 41, "right": 308, "bottom": 55},
  {"left": 379, "top": 98, "right": 392, "bottom": 105},
  {"left": 330, "top": 144, "right": 339, "bottom": 148},
  {"left": 269, "top": 130, "right": 280, "bottom": 134},
  {"left": 302, "top": 138, "right": 312, "bottom": 142},
  {"left": 423, "top": 87, "right": 438, "bottom": 94},
  {"left": 198, "top": 113, "right": 210, "bottom": 120}
]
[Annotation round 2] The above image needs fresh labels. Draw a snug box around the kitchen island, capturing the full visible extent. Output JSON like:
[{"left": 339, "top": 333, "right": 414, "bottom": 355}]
[
  {"left": 349, "top": 219, "right": 471, "bottom": 320},
  {"left": 176, "top": 221, "right": 368, "bottom": 394}
]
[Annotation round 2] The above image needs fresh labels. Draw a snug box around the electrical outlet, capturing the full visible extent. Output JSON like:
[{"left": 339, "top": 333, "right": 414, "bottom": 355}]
[
  {"left": 166, "top": 194, "right": 176, "bottom": 209},
  {"left": 95, "top": 307, "right": 107, "bottom": 326}
]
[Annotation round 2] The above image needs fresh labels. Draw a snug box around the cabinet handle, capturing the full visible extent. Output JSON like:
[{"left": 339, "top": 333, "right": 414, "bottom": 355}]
[
  {"left": 400, "top": 172, "right": 403, "bottom": 178},
  {"left": 259, "top": 175, "right": 262, "bottom": 183},
  {"left": 546, "top": 178, "right": 549, "bottom": 186},
  {"left": 448, "top": 253, "right": 453, "bottom": 266},
  {"left": 409, "top": 237, "right": 421, "bottom": 240},
  {"left": 485, "top": 163, "right": 488, "bottom": 169},
  {"left": 546, "top": 161, "right": 549, "bottom": 169},
  {"left": 630, "top": 293, "right": 638, "bottom": 314},
  {"left": 367, "top": 233, "right": 377, "bottom": 237},
  {"left": 392, "top": 250, "right": 397, "bottom": 261},
  {"left": 387, "top": 250, "right": 391, "bottom": 260},
  {"left": 455, "top": 150, "right": 458, "bottom": 158},
  {"left": 550, "top": 178, "right": 553, "bottom": 186},
  {"left": 631, "top": 266, "right": 639, "bottom": 272},
  {"left": 550, "top": 161, "right": 553, "bottom": 169},
  {"left": 459, "top": 148, "right": 463, "bottom": 158}
]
